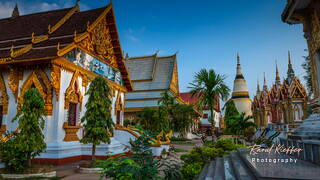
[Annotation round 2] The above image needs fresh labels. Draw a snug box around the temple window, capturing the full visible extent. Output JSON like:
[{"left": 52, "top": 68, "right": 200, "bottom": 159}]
[
  {"left": 63, "top": 72, "right": 83, "bottom": 141},
  {"left": 67, "top": 102, "right": 78, "bottom": 126},
  {"left": 267, "top": 113, "right": 271, "bottom": 123},
  {"left": 116, "top": 110, "right": 121, "bottom": 124},
  {"left": 294, "top": 104, "right": 302, "bottom": 121}
]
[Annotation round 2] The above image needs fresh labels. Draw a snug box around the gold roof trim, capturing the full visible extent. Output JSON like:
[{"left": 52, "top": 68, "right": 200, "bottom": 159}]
[
  {"left": 48, "top": 4, "right": 79, "bottom": 34},
  {"left": 10, "top": 44, "right": 32, "bottom": 58},
  {"left": 74, "top": 32, "right": 89, "bottom": 43},
  {"left": 31, "top": 32, "right": 49, "bottom": 44},
  {"left": 0, "top": 57, "right": 12, "bottom": 63},
  {"left": 87, "top": 5, "right": 112, "bottom": 32},
  {"left": 57, "top": 42, "right": 76, "bottom": 57}
]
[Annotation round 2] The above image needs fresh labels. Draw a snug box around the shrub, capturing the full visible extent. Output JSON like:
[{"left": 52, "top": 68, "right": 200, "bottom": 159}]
[
  {"left": 181, "top": 162, "right": 203, "bottom": 180},
  {"left": 180, "top": 138, "right": 247, "bottom": 179},
  {"left": 0, "top": 88, "right": 46, "bottom": 172}
]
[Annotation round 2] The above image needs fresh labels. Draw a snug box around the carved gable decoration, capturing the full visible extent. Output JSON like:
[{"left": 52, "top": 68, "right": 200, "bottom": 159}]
[
  {"left": 77, "top": 17, "right": 118, "bottom": 70},
  {"left": 65, "top": 71, "right": 83, "bottom": 109},
  {"left": 170, "top": 59, "right": 179, "bottom": 95},
  {"left": 19, "top": 70, "right": 53, "bottom": 115},
  {"left": 0, "top": 73, "right": 9, "bottom": 114}
]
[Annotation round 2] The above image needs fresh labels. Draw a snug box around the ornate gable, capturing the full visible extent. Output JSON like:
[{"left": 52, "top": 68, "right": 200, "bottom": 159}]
[{"left": 169, "top": 55, "right": 179, "bottom": 95}]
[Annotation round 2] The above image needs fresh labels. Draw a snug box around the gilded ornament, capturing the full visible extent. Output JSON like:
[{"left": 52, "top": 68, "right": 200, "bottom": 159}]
[
  {"left": 48, "top": 4, "right": 79, "bottom": 34},
  {"left": 64, "top": 71, "right": 83, "bottom": 109},
  {"left": 10, "top": 44, "right": 32, "bottom": 58},
  {"left": 8, "top": 68, "right": 19, "bottom": 100},
  {"left": 51, "top": 65, "right": 61, "bottom": 100},
  {"left": 31, "top": 32, "right": 49, "bottom": 44},
  {"left": 0, "top": 73, "right": 9, "bottom": 114},
  {"left": 19, "top": 71, "right": 53, "bottom": 115}
]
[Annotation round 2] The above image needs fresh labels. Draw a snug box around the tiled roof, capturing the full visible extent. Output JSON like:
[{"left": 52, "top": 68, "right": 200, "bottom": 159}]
[
  {"left": 0, "top": 3, "right": 132, "bottom": 91},
  {"left": 125, "top": 54, "right": 176, "bottom": 91},
  {"left": 179, "top": 92, "right": 220, "bottom": 112}
]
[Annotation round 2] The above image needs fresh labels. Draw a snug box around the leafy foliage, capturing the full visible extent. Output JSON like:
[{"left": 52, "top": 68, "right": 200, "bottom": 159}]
[
  {"left": 80, "top": 76, "right": 114, "bottom": 163},
  {"left": 223, "top": 99, "right": 240, "bottom": 132},
  {"left": 100, "top": 135, "right": 160, "bottom": 180},
  {"left": 0, "top": 88, "right": 46, "bottom": 172},
  {"left": 137, "top": 91, "right": 197, "bottom": 136},
  {"left": 225, "top": 112, "right": 256, "bottom": 137},
  {"left": 301, "top": 51, "right": 313, "bottom": 97},
  {"left": 99, "top": 134, "right": 183, "bottom": 180},
  {"left": 180, "top": 138, "right": 246, "bottom": 179},
  {"left": 137, "top": 107, "right": 169, "bottom": 134},
  {"left": 171, "top": 104, "right": 197, "bottom": 136},
  {"left": 189, "top": 69, "right": 230, "bottom": 141}
]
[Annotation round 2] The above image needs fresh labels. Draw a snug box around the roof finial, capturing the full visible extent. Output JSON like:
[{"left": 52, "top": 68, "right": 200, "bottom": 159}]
[
  {"left": 287, "top": 50, "right": 295, "bottom": 81},
  {"left": 237, "top": 52, "right": 240, "bottom": 65},
  {"left": 11, "top": 3, "right": 20, "bottom": 18},
  {"left": 256, "top": 78, "right": 261, "bottom": 96},
  {"left": 288, "top": 50, "right": 291, "bottom": 65},
  {"left": 275, "top": 60, "right": 280, "bottom": 85},
  {"left": 263, "top": 72, "right": 268, "bottom": 91}
]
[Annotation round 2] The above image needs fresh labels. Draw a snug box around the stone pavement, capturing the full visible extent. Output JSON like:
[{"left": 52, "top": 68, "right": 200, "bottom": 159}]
[{"left": 54, "top": 161, "right": 107, "bottom": 180}]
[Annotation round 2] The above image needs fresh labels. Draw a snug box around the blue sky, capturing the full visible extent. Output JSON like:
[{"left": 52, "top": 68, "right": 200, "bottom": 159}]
[{"left": 0, "top": 0, "right": 308, "bottom": 99}]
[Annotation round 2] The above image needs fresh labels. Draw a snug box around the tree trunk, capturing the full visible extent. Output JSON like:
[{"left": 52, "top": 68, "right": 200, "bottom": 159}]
[
  {"left": 210, "top": 107, "right": 215, "bottom": 143},
  {"left": 92, "top": 144, "right": 96, "bottom": 166},
  {"left": 27, "top": 158, "right": 32, "bottom": 168}
]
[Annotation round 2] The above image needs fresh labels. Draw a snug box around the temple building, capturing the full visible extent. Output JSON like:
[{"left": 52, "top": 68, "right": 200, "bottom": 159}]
[
  {"left": 231, "top": 53, "right": 253, "bottom": 117},
  {"left": 252, "top": 53, "right": 308, "bottom": 131},
  {"left": 124, "top": 53, "right": 186, "bottom": 121},
  {"left": 281, "top": 0, "right": 320, "bottom": 165},
  {"left": 179, "top": 92, "right": 222, "bottom": 135},
  {"left": 0, "top": 3, "right": 136, "bottom": 164}
]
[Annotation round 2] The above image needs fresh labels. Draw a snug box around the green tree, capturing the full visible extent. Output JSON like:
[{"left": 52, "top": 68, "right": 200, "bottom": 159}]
[
  {"left": 301, "top": 50, "right": 313, "bottom": 97},
  {"left": 137, "top": 107, "right": 168, "bottom": 134},
  {"left": 171, "top": 104, "right": 197, "bottom": 136},
  {"left": 158, "top": 91, "right": 176, "bottom": 123},
  {"left": 80, "top": 76, "right": 114, "bottom": 164},
  {"left": 223, "top": 99, "right": 240, "bottom": 131},
  {"left": 227, "top": 112, "right": 256, "bottom": 136},
  {"left": 1, "top": 88, "right": 46, "bottom": 172},
  {"left": 189, "top": 69, "right": 230, "bottom": 142}
]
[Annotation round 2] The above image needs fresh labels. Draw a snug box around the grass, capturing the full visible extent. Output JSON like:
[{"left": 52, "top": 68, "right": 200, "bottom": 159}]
[{"left": 171, "top": 141, "right": 195, "bottom": 146}]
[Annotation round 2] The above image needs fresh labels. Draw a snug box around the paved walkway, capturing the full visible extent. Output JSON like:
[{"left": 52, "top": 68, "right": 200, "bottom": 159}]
[{"left": 52, "top": 139, "right": 201, "bottom": 180}]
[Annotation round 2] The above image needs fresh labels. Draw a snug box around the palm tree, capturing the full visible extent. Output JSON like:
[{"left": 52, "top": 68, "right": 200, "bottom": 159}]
[
  {"left": 189, "top": 69, "right": 230, "bottom": 142},
  {"left": 228, "top": 112, "right": 256, "bottom": 136}
]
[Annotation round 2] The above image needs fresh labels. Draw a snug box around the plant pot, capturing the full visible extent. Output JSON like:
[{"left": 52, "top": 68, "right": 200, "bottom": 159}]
[{"left": 78, "top": 166, "right": 103, "bottom": 174}]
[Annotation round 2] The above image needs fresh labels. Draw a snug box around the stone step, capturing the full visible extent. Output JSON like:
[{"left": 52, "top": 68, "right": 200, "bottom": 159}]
[
  {"left": 197, "top": 162, "right": 210, "bottom": 180},
  {"left": 213, "top": 157, "right": 225, "bottom": 180},
  {"left": 205, "top": 160, "right": 215, "bottom": 180},
  {"left": 229, "top": 152, "right": 256, "bottom": 180},
  {"left": 223, "top": 155, "right": 236, "bottom": 180}
]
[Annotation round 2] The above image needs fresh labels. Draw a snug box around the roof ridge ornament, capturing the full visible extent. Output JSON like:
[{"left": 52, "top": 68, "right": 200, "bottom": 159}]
[
  {"left": 48, "top": 4, "right": 79, "bottom": 34},
  {"left": 11, "top": 3, "right": 20, "bottom": 18}
]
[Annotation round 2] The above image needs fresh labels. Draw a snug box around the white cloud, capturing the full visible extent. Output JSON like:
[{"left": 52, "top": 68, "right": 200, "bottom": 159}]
[{"left": 0, "top": 1, "right": 14, "bottom": 19}]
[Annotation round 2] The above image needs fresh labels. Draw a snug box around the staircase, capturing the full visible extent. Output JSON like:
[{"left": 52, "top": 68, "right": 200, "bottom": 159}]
[
  {"left": 197, "top": 150, "right": 255, "bottom": 180},
  {"left": 197, "top": 148, "right": 320, "bottom": 180}
]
